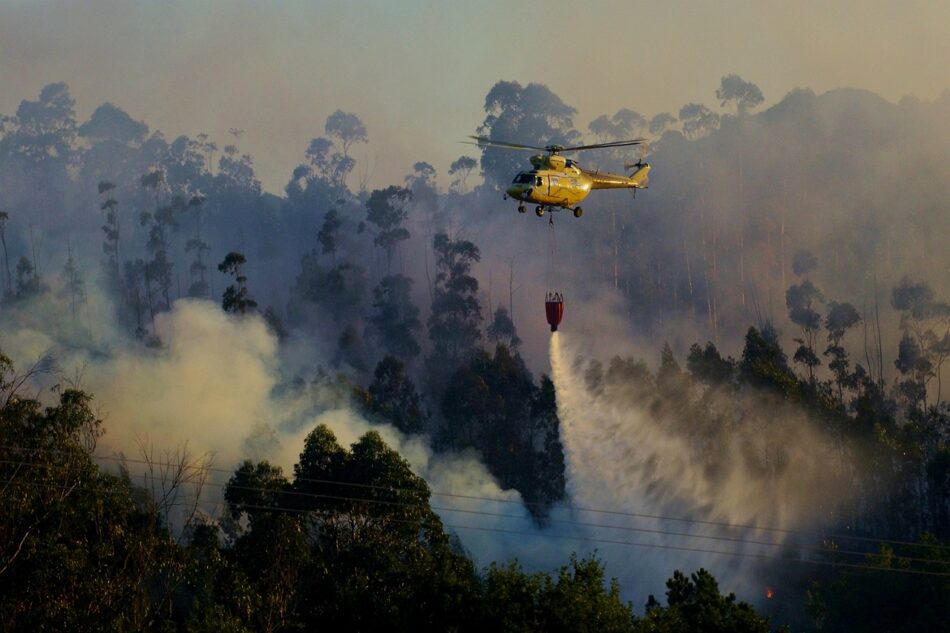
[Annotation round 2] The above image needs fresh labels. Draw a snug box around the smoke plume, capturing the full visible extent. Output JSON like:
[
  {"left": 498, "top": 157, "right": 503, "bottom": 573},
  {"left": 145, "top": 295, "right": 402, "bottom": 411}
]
[{"left": 549, "top": 330, "right": 852, "bottom": 598}]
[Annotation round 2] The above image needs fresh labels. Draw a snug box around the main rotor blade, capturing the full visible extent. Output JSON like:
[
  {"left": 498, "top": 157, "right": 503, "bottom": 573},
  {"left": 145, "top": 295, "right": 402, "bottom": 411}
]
[
  {"left": 560, "top": 138, "right": 648, "bottom": 152},
  {"left": 466, "top": 136, "right": 548, "bottom": 151}
]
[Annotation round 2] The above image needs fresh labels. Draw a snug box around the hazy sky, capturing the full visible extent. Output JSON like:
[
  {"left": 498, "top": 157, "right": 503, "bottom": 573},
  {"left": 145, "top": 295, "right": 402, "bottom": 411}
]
[{"left": 2, "top": 0, "right": 948, "bottom": 193}]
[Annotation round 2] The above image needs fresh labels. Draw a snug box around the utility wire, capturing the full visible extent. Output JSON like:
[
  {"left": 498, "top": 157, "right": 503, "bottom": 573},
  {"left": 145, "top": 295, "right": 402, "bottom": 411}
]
[
  {"left": 9, "top": 472, "right": 949, "bottom": 579},
  {"left": 3, "top": 444, "right": 949, "bottom": 553},
  {"left": 4, "top": 460, "right": 950, "bottom": 571}
]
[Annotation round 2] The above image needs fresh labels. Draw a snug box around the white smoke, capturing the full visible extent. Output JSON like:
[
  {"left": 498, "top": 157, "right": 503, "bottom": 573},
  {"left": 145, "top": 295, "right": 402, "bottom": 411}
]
[
  {"left": 0, "top": 296, "right": 570, "bottom": 573},
  {"left": 548, "top": 330, "right": 851, "bottom": 600},
  {"left": 0, "top": 291, "right": 849, "bottom": 604}
]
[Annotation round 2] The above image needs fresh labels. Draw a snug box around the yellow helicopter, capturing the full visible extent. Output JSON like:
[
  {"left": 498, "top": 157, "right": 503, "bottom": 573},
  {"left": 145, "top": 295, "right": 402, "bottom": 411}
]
[{"left": 469, "top": 136, "right": 651, "bottom": 218}]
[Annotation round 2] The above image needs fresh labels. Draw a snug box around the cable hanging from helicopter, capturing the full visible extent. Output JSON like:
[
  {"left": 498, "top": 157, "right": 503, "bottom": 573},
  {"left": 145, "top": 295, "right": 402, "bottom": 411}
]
[{"left": 544, "top": 213, "right": 563, "bottom": 332}]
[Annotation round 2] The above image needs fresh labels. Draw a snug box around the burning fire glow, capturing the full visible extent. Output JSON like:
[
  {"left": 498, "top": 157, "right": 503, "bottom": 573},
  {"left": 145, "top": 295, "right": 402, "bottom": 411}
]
[{"left": 765, "top": 587, "right": 775, "bottom": 599}]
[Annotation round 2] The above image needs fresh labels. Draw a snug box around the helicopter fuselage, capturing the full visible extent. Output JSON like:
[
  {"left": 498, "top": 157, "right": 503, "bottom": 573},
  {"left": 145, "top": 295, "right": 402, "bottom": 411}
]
[{"left": 505, "top": 153, "right": 650, "bottom": 210}]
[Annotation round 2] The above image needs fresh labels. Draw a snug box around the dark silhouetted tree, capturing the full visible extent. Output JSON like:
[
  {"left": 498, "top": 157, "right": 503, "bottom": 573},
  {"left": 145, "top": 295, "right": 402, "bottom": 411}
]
[
  {"left": 365, "top": 186, "right": 412, "bottom": 272},
  {"left": 123, "top": 258, "right": 148, "bottom": 336},
  {"left": 448, "top": 155, "right": 477, "bottom": 193},
  {"left": 740, "top": 325, "right": 796, "bottom": 395},
  {"left": 0, "top": 353, "right": 183, "bottom": 630},
  {"left": 824, "top": 301, "right": 861, "bottom": 401},
  {"left": 365, "top": 356, "right": 427, "bottom": 435},
  {"left": 324, "top": 111, "right": 368, "bottom": 189},
  {"left": 686, "top": 342, "right": 736, "bottom": 386},
  {"left": 792, "top": 249, "right": 818, "bottom": 277},
  {"left": 324, "top": 110, "right": 368, "bottom": 159},
  {"left": 218, "top": 252, "right": 257, "bottom": 315},
  {"left": 290, "top": 254, "right": 366, "bottom": 324},
  {"left": 589, "top": 108, "right": 646, "bottom": 141},
  {"left": 678, "top": 103, "right": 720, "bottom": 139},
  {"left": 14, "top": 256, "right": 46, "bottom": 300},
  {"left": 59, "top": 242, "right": 85, "bottom": 320},
  {"left": 477, "top": 81, "right": 580, "bottom": 188},
  {"left": 427, "top": 232, "right": 482, "bottom": 383},
  {"left": 140, "top": 186, "right": 182, "bottom": 312},
  {"left": 716, "top": 74, "right": 765, "bottom": 116},
  {"left": 440, "top": 345, "right": 565, "bottom": 518},
  {"left": 0, "top": 211, "right": 12, "bottom": 297},
  {"left": 635, "top": 568, "right": 771, "bottom": 632},
  {"left": 487, "top": 305, "right": 521, "bottom": 349},
  {"left": 649, "top": 112, "right": 677, "bottom": 136},
  {"left": 368, "top": 274, "right": 421, "bottom": 361},
  {"left": 787, "top": 280, "right": 824, "bottom": 381},
  {"left": 185, "top": 195, "right": 210, "bottom": 298},
  {"left": 481, "top": 555, "right": 634, "bottom": 632},
  {"left": 78, "top": 102, "right": 148, "bottom": 144},
  {"left": 216, "top": 145, "right": 261, "bottom": 194},
  {"left": 305, "top": 137, "right": 333, "bottom": 181},
  {"left": 317, "top": 208, "right": 342, "bottom": 263},
  {"left": 890, "top": 278, "right": 950, "bottom": 406},
  {"left": 97, "top": 181, "right": 121, "bottom": 288}
]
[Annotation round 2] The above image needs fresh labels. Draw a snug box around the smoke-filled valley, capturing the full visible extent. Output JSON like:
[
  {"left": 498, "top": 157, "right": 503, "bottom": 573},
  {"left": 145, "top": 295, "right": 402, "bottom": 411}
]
[{"left": 2, "top": 69, "right": 950, "bottom": 631}]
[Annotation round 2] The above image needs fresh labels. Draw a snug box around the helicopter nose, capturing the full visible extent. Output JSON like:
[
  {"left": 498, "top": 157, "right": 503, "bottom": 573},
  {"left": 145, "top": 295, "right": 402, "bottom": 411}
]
[{"left": 506, "top": 184, "right": 522, "bottom": 199}]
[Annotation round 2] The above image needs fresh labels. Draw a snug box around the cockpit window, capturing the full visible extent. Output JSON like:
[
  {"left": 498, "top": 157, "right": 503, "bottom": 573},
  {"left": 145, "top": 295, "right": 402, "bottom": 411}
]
[
  {"left": 535, "top": 176, "right": 543, "bottom": 186},
  {"left": 512, "top": 173, "right": 533, "bottom": 184}
]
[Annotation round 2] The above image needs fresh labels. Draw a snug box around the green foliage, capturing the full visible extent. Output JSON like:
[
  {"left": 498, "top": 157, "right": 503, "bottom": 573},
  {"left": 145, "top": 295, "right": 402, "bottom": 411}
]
[
  {"left": 185, "top": 194, "right": 210, "bottom": 299},
  {"left": 427, "top": 232, "right": 482, "bottom": 385},
  {"left": 476, "top": 80, "right": 580, "bottom": 188},
  {"left": 255, "top": 424, "right": 481, "bottom": 630},
  {"left": 649, "top": 112, "right": 677, "bottom": 136},
  {"left": 218, "top": 251, "right": 257, "bottom": 315},
  {"left": 686, "top": 342, "right": 736, "bottom": 386},
  {"left": 806, "top": 539, "right": 950, "bottom": 633},
  {"left": 79, "top": 102, "right": 149, "bottom": 144},
  {"left": 482, "top": 556, "right": 635, "bottom": 633},
  {"left": 365, "top": 356, "right": 428, "bottom": 434},
  {"left": 324, "top": 110, "right": 368, "bottom": 157},
  {"left": 787, "top": 280, "right": 824, "bottom": 331},
  {"left": 740, "top": 325, "right": 797, "bottom": 396},
  {"left": 635, "top": 569, "right": 771, "bottom": 633},
  {"left": 487, "top": 304, "right": 522, "bottom": 349},
  {"left": 0, "top": 354, "right": 181, "bottom": 630},
  {"left": 58, "top": 250, "right": 85, "bottom": 318},
  {"left": 2, "top": 82, "right": 78, "bottom": 166},
  {"left": 13, "top": 255, "right": 47, "bottom": 300},
  {"left": 589, "top": 108, "right": 647, "bottom": 140},
  {"left": 825, "top": 301, "right": 861, "bottom": 344},
  {"left": 792, "top": 249, "right": 818, "bottom": 277},
  {"left": 448, "top": 155, "right": 477, "bottom": 192},
  {"left": 440, "top": 345, "right": 566, "bottom": 518},
  {"left": 317, "top": 208, "right": 342, "bottom": 261},
  {"left": 369, "top": 273, "right": 421, "bottom": 360},
  {"left": 889, "top": 278, "right": 950, "bottom": 409},
  {"left": 716, "top": 74, "right": 765, "bottom": 115},
  {"left": 678, "top": 103, "right": 720, "bottom": 139},
  {"left": 365, "top": 185, "right": 412, "bottom": 270},
  {"left": 290, "top": 253, "right": 366, "bottom": 324}
]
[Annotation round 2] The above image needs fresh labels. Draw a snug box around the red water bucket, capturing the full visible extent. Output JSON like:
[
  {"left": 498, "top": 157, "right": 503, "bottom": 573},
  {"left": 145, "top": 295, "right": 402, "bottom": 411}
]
[{"left": 545, "top": 292, "right": 564, "bottom": 332}]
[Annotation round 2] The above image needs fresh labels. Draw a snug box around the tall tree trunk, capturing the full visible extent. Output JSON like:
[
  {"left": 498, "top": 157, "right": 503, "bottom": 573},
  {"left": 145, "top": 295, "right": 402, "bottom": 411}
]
[{"left": 0, "top": 230, "right": 11, "bottom": 296}]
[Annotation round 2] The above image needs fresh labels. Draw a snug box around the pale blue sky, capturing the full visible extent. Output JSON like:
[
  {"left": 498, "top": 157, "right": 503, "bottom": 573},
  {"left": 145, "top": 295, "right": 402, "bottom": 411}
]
[{"left": 2, "top": 0, "right": 948, "bottom": 192}]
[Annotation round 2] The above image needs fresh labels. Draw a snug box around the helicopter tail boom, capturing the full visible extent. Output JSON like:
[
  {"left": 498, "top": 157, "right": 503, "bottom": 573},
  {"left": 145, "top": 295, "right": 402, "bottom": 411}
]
[{"left": 585, "top": 162, "right": 651, "bottom": 190}]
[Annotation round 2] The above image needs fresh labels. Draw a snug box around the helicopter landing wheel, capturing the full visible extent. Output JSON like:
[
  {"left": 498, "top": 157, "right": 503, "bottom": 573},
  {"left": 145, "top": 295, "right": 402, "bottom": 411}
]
[
  {"left": 573, "top": 206, "right": 583, "bottom": 218},
  {"left": 517, "top": 204, "right": 526, "bottom": 213},
  {"left": 535, "top": 205, "right": 545, "bottom": 217}
]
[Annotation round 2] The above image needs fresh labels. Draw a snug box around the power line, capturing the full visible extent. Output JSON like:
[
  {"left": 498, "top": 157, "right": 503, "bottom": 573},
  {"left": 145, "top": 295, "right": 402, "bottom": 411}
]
[
  {"left": 4, "top": 461, "right": 950, "bottom": 572},
  {"left": 221, "top": 503, "right": 950, "bottom": 579},
  {"left": 4, "top": 442, "right": 946, "bottom": 554}
]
